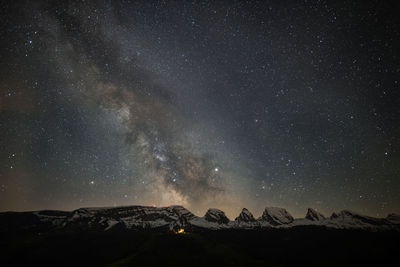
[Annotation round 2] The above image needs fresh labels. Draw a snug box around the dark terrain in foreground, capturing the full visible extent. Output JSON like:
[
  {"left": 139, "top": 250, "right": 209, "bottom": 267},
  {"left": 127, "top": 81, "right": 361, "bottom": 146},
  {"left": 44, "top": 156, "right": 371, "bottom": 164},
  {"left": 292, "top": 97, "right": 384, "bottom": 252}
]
[{"left": 1, "top": 226, "right": 398, "bottom": 266}]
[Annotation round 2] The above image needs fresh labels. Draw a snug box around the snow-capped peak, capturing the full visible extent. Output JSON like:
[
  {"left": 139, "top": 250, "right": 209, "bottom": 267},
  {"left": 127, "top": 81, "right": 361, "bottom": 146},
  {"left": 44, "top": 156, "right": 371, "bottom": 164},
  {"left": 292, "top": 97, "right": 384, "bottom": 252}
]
[
  {"left": 305, "top": 208, "right": 326, "bottom": 221},
  {"left": 235, "top": 208, "right": 256, "bottom": 223},
  {"left": 260, "top": 207, "right": 294, "bottom": 225},
  {"left": 204, "top": 208, "right": 230, "bottom": 224},
  {"left": 327, "top": 210, "right": 389, "bottom": 229}
]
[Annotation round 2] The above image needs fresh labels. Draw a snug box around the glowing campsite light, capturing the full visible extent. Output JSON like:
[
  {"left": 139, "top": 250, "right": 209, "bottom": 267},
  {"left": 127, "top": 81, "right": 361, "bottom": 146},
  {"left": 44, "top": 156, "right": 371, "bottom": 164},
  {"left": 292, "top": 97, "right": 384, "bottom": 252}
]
[{"left": 175, "top": 229, "right": 185, "bottom": 234}]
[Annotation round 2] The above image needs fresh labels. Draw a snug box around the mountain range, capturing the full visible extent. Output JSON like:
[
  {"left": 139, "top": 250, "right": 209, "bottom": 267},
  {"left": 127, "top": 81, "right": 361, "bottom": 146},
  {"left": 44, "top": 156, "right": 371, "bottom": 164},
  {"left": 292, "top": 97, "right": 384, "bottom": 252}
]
[{"left": 1, "top": 205, "right": 399, "bottom": 233}]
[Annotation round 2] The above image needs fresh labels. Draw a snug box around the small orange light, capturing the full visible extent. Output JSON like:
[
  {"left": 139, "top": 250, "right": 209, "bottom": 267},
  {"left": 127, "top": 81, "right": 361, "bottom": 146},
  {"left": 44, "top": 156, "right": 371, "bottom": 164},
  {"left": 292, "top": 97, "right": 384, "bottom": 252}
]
[{"left": 175, "top": 229, "right": 185, "bottom": 234}]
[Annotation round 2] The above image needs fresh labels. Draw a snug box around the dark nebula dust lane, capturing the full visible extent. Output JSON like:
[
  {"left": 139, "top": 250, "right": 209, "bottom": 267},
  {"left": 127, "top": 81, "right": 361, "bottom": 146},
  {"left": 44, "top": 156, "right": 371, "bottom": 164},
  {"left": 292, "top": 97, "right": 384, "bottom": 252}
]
[{"left": 0, "top": 1, "right": 399, "bottom": 218}]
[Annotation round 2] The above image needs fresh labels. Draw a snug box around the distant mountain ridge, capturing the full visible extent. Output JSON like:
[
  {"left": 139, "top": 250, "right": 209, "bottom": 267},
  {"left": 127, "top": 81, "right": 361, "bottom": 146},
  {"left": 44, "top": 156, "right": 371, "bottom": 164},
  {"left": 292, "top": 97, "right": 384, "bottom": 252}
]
[{"left": 0, "top": 205, "right": 399, "bottom": 233}]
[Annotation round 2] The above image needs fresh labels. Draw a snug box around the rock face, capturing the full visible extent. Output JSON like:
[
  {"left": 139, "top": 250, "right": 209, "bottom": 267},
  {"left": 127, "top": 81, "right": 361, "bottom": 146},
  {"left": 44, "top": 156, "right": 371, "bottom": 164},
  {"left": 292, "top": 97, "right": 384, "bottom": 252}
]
[
  {"left": 305, "top": 208, "right": 326, "bottom": 221},
  {"left": 204, "top": 208, "right": 230, "bottom": 224},
  {"left": 235, "top": 208, "right": 256, "bottom": 223},
  {"left": 260, "top": 207, "right": 294, "bottom": 225}
]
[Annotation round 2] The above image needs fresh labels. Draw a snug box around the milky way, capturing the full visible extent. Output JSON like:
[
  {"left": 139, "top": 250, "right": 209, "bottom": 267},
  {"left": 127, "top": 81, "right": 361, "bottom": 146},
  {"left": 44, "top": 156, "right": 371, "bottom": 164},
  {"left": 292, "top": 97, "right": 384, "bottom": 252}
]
[{"left": 0, "top": 1, "right": 399, "bottom": 218}]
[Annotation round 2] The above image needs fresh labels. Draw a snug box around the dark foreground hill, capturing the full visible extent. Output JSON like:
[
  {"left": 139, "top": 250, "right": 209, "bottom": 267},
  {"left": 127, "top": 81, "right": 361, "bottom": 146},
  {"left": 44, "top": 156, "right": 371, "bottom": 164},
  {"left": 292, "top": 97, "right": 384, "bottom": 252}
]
[{"left": 1, "top": 226, "right": 399, "bottom": 266}]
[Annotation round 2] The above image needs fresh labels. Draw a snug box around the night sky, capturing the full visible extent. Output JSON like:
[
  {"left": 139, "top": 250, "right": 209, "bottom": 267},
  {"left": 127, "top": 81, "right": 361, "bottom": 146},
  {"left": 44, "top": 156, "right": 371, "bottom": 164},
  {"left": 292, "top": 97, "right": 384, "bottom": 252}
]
[{"left": 1, "top": 0, "right": 399, "bottom": 218}]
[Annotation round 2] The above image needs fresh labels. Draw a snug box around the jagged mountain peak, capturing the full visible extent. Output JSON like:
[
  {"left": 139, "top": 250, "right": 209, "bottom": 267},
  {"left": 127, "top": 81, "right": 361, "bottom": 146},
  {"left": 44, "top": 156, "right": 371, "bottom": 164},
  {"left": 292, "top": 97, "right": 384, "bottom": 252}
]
[
  {"left": 260, "top": 207, "right": 294, "bottom": 225},
  {"left": 204, "top": 208, "right": 230, "bottom": 224},
  {"left": 235, "top": 208, "right": 256, "bottom": 223},
  {"left": 305, "top": 208, "right": 326, "bottom": 221},
  {"left": 330, "top": 210, "right": 366, "bottom": 220},
  {"left": 329, "top": 209, "right": 389, "bottom": 228}
]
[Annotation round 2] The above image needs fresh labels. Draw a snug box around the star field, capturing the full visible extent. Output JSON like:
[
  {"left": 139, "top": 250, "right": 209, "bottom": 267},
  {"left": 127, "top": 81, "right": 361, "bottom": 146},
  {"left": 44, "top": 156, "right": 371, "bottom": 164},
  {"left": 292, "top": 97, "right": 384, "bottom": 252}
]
[{"left": 0, "top": 0, "right": 399, "bottom": 218}]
